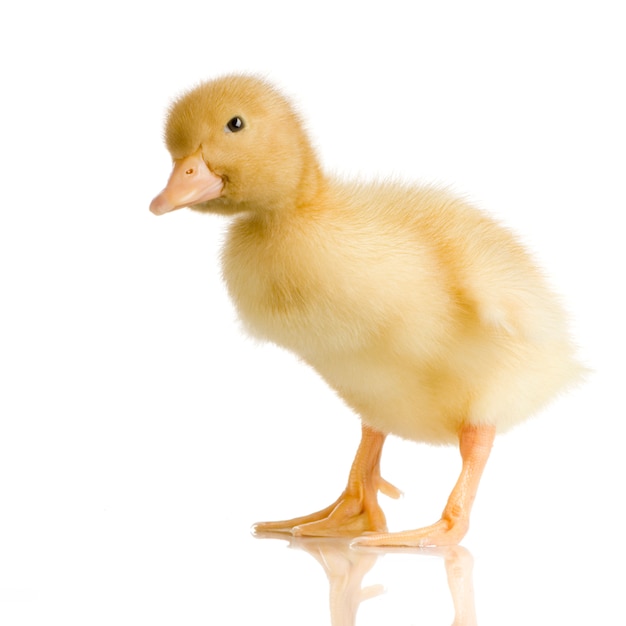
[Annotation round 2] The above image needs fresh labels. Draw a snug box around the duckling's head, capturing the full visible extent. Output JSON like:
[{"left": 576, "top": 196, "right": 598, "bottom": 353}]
[{"left": 150, "top": 74, "right": 321, "bottom": 216}]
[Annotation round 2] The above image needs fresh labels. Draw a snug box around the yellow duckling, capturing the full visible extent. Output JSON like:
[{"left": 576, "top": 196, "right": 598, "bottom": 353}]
[{"left": 150, "top": 74, "right": 583, "bottom": 547}]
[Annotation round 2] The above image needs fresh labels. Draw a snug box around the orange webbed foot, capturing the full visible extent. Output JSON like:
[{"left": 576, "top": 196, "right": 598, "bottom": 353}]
[
  {"left": 253, "top": 425, "right": 400, "bottom": 538},
  {"left": 351, "top": 518, "right": 469, "bottom": 548},
  {"left": 253, "top": 477, "right": 401, "bottom": 538},
  {"left": 253, "top": 497, "right": 386, "bottom": 538}
]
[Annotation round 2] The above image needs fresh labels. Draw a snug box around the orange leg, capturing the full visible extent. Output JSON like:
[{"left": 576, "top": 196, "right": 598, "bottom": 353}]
[
  {"left": 352, "top": 423, "right": 496, "bottom": 548},
  {"left": 253, "top": 425, "right": 401, "bottom": 537}
]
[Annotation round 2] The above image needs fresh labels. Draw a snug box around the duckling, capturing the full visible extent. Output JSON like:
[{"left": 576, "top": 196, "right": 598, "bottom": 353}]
[{"left": 150, "top": 74, "right": 583, "bottom": 547}]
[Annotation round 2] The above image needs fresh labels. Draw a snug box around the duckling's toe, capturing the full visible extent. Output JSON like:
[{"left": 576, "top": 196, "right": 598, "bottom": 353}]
[
  {"left": 351, "top": 518, "right": 469, "bottom": 548},
  {"left": 253, "top": 492, "right": 388, "bottom": 538},
  {"left": 292, "top": 499, "right": 387, "bottom": 538},
  {"left": 252, "top": 500, "right": 340, "bottom": 535}
]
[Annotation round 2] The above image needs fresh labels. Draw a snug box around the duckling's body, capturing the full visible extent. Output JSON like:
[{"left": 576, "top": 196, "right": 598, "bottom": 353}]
[
  {"left": 223, "top": 180, "right": 578, "bottom": 445},
  {"left": 151, "top": 75, "right": 583, "bottom": 546}
]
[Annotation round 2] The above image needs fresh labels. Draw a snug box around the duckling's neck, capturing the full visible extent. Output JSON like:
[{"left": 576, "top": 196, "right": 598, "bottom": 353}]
[{"left": 250, "top": 158, "right": 328, "bottom": 222}]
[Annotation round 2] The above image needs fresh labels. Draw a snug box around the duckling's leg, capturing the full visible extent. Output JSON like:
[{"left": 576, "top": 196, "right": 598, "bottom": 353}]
[
  {"left": 352, "top": 423, "right": 496, "bottom": 548},
  {"left": 252, "top": 425, "right": 401, "bottom": 537}
]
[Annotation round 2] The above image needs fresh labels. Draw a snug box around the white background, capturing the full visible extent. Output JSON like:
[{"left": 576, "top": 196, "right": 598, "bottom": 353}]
[{"left": 1, "top": 1, "right": 624, "bottom": 624}]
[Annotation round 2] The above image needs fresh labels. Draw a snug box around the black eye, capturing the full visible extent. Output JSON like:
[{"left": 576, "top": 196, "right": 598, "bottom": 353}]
[{"left": 226, "top": 116, "right": 245, "bottom": 132}]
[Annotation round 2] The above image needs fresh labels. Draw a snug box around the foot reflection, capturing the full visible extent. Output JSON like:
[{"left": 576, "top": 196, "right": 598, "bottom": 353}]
[
  {"left": 254, "top": 532, "right": 477, "bottom": 625},
  {"left": 443, "top": 546, "right": 477, "bottom": 626}
]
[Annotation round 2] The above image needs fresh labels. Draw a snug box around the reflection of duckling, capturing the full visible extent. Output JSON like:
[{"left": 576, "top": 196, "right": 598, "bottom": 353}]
[
  {"left": 256, "top": 534, "right": 478, "bottom": 625},
  {"left": 151, "top": 74, "right": 584, "bottom": 547},
  {"left": 257, "top": 533, "right": 382, "bottom": 626}
]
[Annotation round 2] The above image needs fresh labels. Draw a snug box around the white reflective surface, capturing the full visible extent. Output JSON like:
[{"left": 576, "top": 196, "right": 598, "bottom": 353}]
[{"left": 1, "top": 1, "right": 624, "bottom": 623}]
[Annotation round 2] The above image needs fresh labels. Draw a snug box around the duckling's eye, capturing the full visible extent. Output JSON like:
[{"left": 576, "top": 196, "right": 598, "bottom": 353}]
[{"left": 225, "top": 116, "right": 245, "bottom": 133}]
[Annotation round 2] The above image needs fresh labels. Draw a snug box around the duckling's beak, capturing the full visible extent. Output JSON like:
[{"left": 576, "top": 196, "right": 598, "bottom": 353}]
[{"left": 150, "top": 150, "right": 224, "bottom": 215}]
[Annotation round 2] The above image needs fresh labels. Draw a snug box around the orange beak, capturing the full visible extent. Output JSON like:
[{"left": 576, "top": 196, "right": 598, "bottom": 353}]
[{"left": 150, "top": 150, "right": 224, "bottom": 215}]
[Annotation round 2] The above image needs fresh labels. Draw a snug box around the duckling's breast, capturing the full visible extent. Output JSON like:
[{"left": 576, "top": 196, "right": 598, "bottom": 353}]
[{"left": 220, "top": 209, "right": 456, "bottom": 362}]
